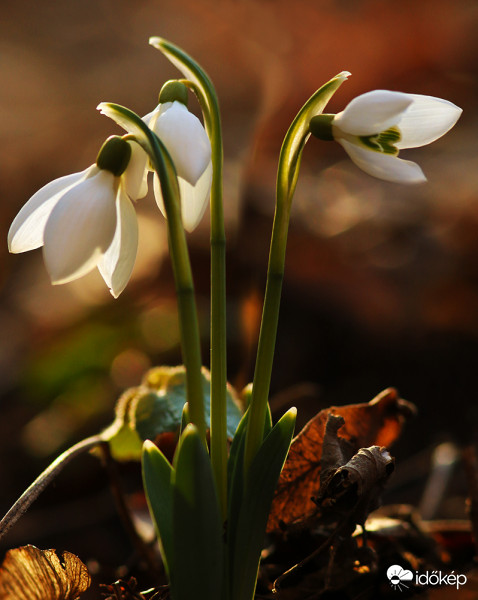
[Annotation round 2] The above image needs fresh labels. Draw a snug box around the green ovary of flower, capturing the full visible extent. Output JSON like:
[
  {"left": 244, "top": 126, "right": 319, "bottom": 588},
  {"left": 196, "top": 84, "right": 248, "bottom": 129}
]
[
  {"left": 159, "top": 80, "right": 189, "bottom": 106},
  {"left": 96, "top": 136, "right": 132, "bottom": 176}
]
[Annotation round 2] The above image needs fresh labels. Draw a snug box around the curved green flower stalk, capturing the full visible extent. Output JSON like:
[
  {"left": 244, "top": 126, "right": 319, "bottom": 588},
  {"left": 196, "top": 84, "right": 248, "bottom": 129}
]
[
  {"left": 98, "top": 102, "right": 207, "bottom": 445},
  {"left": 243, "top": 71, "right": 351, "bottom": 474},
  {"left": 149, "top": 37, "right": 228, "bottom": 515}
]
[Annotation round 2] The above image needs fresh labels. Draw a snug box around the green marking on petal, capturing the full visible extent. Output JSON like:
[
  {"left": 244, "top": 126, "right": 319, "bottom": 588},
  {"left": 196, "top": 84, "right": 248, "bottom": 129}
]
[{"left": 359, "top": 126, "right": 401, "bottom": 155}]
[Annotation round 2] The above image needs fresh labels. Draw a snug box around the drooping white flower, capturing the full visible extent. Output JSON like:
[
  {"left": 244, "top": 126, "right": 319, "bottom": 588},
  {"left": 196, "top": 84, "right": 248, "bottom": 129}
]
[
  {"left": 152, "top": 159, "right": 213, "bottom": 233},
  {"left": 8, "top": 136, "right": 148, "bottom": 297},
  {"left": 310, "top": 90, "right": 462, "bottom": 183},
  {"left": 143, "top": 82, "right": 212, "bottom": 232}
]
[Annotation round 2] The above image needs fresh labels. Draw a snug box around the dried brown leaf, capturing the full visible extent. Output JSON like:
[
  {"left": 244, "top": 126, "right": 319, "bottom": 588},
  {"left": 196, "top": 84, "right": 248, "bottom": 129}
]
[
  {"left": 267, "top": 388, "right": 415, "bottom": 533},
  {"left": 0, "top": 545, "right": 90, "bottom": 600},
  {"left": 315, "top": 443, "right": 395, "bottom": 534}
]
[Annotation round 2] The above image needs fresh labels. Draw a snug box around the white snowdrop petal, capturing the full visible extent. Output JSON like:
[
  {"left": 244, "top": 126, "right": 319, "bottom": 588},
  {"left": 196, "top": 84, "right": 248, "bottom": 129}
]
[
  {"left": 338, "top": 139, "right": 427, "bottom": 184},
  {"left": 142, "top": 108, "right": 157, "bottom": 128},
  {"left": 334, "top": 90, "right": 413, "bottom": 136},
  {"left": 142, "top": 104, "right": 168, "bottom": 130},
  {"left": 43, "top": 170, "right": 118, "bottom": 284},
  {"left": 98, "top": 187, "right": 138, "bottom": 297},
  {"left": 152, "top": 173, "right": 167, "bottom": 220},
  {"left": 8, "top": 168, "right": 92, "bottom": 253},
  {"left": 179, "top": 160, "right": 213, "bottom": 232},
  {"left": 153, "top": 101, "right": 211, "bottom": 185},
  {"left": 395, "top": 94, "right": 462, "bottom": 149},
  {"left": 140, "top": 108, "right": 161, "bottom": 173},
  {"left": 153, "top": 163, "right": 212, "bottom": 232},
  {"left": 123, "top": 140, "right": 149, "bottom": 200}
]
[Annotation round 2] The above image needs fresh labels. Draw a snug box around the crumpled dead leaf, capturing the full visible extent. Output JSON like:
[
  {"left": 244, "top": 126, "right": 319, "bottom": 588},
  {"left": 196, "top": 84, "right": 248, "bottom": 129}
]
[
  {"left": 267, "top": 388, "right": 415, "bottom": 533},
  {"left": 0, "top": 545, "right": 90, "bottom": 600},
  {"left": 314, "top": 414, "right": 395, "bottom": 536}
]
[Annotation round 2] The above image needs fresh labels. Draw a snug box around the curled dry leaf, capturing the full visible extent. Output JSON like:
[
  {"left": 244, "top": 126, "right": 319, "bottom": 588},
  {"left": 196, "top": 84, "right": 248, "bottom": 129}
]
[
  {"left": 314, "top": 435, "right": 395, "bottom": 535},
  {"left": 0, "top": 545, "right": 90, "bottom": 600},
  {"left": 267, "top": 388, "right": 415, "bottom": 533}
]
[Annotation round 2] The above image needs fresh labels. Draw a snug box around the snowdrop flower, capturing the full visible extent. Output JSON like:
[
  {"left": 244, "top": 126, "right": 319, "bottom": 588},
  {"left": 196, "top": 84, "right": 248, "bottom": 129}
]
[
  {"left": 8, "top": 136, "right": 148, "bottom": 297},
  {"left": 143, "top": 80, "right": 212, "bottom": 231},
  {"left": 309, "top": 90, "right": 462, "bottom": 183}
]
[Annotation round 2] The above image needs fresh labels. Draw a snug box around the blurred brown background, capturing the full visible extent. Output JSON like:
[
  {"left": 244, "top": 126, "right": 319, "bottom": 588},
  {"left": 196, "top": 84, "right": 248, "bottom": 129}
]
[{"left": 1, "top": 0, "right": 478, "bottom": 587}]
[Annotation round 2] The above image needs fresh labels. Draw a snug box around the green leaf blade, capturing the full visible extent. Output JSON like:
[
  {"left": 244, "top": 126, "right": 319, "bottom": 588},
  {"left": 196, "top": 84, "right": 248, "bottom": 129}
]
[
  {"left": 141, "top": 440, "right": 174, "bottom": 575},
  {"left": 171, "top": 425, "right": 224, "bottom": 600},
  {"left": 229, "top": 408, "right": 296, "bottom": 600}
]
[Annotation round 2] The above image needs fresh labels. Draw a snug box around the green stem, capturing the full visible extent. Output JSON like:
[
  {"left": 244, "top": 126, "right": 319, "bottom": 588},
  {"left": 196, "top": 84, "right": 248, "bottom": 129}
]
[
  {"left": 154, "top": 142, "right": 207, "bottom": 445},
  {"left": 243, "top": 72, "right": 350, "bottom": 474},
  {"left": 149, "top": 37, "right": 228, "bottom": 517},
  {"left": 106, "top": 105, "right": 207, "bottom": 444},
  {"left": 206, "top": 97, "right": 228, "bottom": 520},
  {"left": 242, "top": 185, "right": 290, "bottom": 474},
  {"left": 178, "top": 64, "right": 227, "bottom": 516}
]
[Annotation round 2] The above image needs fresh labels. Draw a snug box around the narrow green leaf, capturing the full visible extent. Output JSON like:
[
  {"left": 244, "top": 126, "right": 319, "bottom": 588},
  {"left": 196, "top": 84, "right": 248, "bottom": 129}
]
[
  {"left": 264, "top": 402, "right": 273, "bottom": 436},
  {"left": 230, "top": 408, "right": 296, "bottom": 600},
  {"left": 141, "top": 440, "right": 174, "bottom": 575},
  {"left": 227, "top": 409, "right": 248, "bottom": 566},
  {"left": 171, "top": 425, "right": 224, "bottom": 600},
  {"left": 228, "top": 410, "right": 249, "bottom": 493},
  {"left": 180, "top": 401, "right": 189, "bottom": 435},
  {"left": 228, "top": 402, "right": 271, "bottom": 505},
  {"left": 227, "top": 401, "right": 273, "bottom": 566}
]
